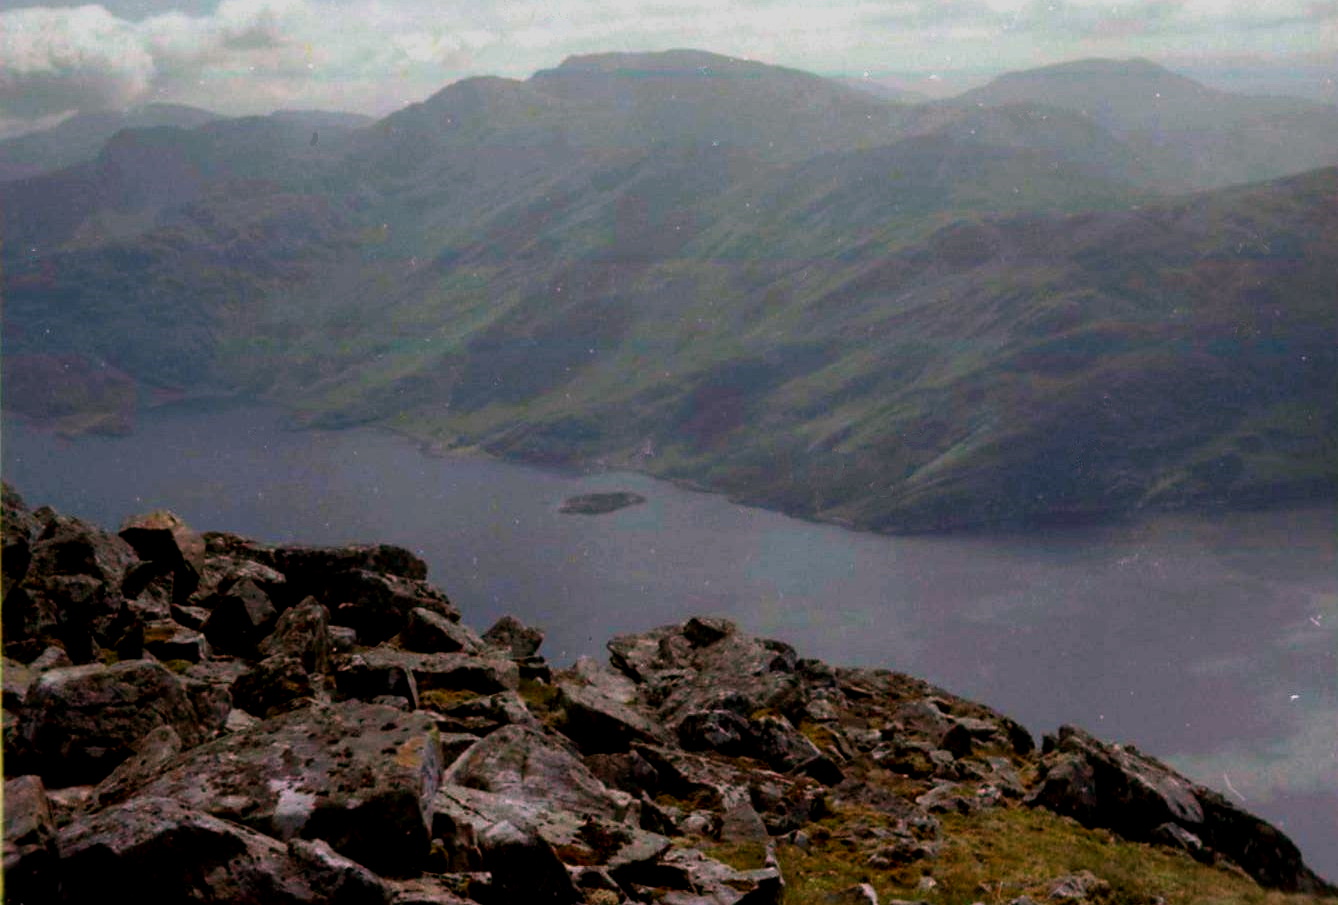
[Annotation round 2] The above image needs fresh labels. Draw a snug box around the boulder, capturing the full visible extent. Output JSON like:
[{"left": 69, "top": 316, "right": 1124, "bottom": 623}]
[
  {"left": 119, "top": 510, "right": 206, "bottom": 601},
  {"left": 825, "top": 885, "right": 879, "bottom": 905},
  {"left": 321, "top": 570, "right": 458, "bottom": 645},
  {"left": 259, "top": 597, "right": 333, "bottom": 674},
  {"left": 445, "top": 724, "right": 636, "bottom": 823},
  {"left": 194, "top": 554, "right": 289, "bottom": 608},
  {"left": 1047, "top": 870, "right": 1111, "bottom": 900},
  {"left": 643, "top": 847, "right": 783, "bottom": 905},
  {"left": 425, "top": 690, "right": 538, "bottom": 735},
  {"left": 56, "top": 796, "right": 390, "bottom": 904},
  {"left": 287, "top": 837, "right": 393, "bottom": 905},
  {"left": 135, "top": 701, "right": 444, "bottom": 876},
  {"left": 555, "top": 679, "right": 669, "bottom": 753},
  {"left": 233, "top": 655, "right": 318, "bottom": 717},
  {"left": 478, "top": 821, "right": 583, "bottom": 905},
  {"left": 399, "top": 607, "right": 482, "bottom": 654},
  {"left": 90, "top": 724, "right": 185, "bottom": 808},
  {"left": 353, "top": 648, "right": 518, "bottom": 694},
  {"left": 202, "top": 577, "right": 279, "bottom": 655},
  {"left": 273, "top": 543, "right": 430, "bottom": 583},
  {"left": 142, "top": 618, "right": 212, "bottom": 662},
  {"left": 482, "top": 614, "right": 544, "bottom": 658},
  {"left": 1028, "top": 725, "right": 1328, "bottom": 893},
  {"left": 17, "top": 659, "right": 224, "bottom": 785},
  {"left": 3, "top": 775, "right": 58, "bottom": 904},
  {"left": 2, "top": 483, "right": 35, "bottom": 595},
  {"left": 608, "top": 620, "right": 804, "bottom": 731},
  {"left": 335, "top": 653, "right": 419, "bottom": 709},
  {"left": 29, "top": 513, "right": 136, "bottom": 587}
]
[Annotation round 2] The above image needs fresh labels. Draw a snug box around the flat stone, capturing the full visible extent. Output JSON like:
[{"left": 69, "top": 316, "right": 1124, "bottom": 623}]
[
  {"left": 57, "top": 796, "right": 387, "bottom": 904},
  {"left": 136, "top": 700, "right": 444, "bottom": 877},
  {"left": 17, "top": 659, "right": 223, "bottom": 785}
]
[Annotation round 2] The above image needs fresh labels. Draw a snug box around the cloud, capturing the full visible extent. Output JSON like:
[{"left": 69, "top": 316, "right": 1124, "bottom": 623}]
[
  {"left": 1, "top": 0, "right": 1333, "bottom": 129},
  {"left": 0, "top": 5, "right": 154, "bottom": 116}
]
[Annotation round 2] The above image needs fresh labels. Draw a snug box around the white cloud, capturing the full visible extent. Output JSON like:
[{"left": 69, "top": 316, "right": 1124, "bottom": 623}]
[
  {"left": 0, "top": 0, "right": 1332, "bottom": 129},
  {"left": 0, "top": 4, "right": 154, "bottom": 115}
]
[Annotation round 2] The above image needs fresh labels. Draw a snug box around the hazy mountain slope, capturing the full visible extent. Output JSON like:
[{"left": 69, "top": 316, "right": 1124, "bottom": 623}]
[
  {"left": 3, "top": 50, "right": 1333, "bottom": 531},
  {"left": 951, "top": 58, "right": 1338, "bottom": 188},
  {"left": 0, "top": 104, "right": 220, "bottom": 182},
  {"left": 340, "top": 167, "right": 1336, "bottom": 532},
  {"left": 1, "top": 111, "right": 367, "bottom": 255}
]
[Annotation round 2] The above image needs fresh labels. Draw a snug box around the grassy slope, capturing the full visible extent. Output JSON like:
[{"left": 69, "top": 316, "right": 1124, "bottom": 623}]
[{"left": 712, "top": 804, "right": 1332, "bottom": 905}]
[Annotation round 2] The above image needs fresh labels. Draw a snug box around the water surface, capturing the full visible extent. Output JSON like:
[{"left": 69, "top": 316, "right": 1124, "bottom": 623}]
[{"left": 4, "top": 399, "right": 1334, "bottom": 876}]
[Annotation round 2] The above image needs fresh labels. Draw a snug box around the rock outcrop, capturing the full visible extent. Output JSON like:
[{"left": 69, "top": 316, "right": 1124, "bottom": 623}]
[{"left": 0, "top": 483, "right": 1331, "bottom": 903}]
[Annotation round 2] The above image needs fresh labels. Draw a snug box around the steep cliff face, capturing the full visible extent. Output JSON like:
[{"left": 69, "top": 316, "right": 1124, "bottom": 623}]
[{"left": 2, "top": 482, "right": 1332, "bottom": 903}]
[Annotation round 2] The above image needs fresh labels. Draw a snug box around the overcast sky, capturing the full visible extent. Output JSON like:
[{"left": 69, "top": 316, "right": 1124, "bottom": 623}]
[{"left": 1, "top": 0, "right": 1335, "bottom": 134}]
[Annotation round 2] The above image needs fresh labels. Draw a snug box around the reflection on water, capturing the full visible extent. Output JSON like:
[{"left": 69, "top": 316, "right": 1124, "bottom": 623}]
[{"left": 4, "top": 399, "right": 1335, "bottom": 876}]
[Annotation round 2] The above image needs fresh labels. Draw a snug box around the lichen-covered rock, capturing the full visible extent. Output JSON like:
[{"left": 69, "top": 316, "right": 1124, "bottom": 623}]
[
  {"left": 445, "top": 724, "right": 636, "bottom": 823},
  {"left": 425, "top": 689, "right": 538, "bottom": 735},
  {"left": 321, "top": 570, "right": 458, "bottom": 645},
  {"left": 399, "top": 606, "right": 482, "bottom": 655},
  {"left": 90, "top": 724, "right": 184, "bottom": 808},
  {"left": 556, "top": 678, "right": 670, "bottom": 753},
  {"left": 608, "top": 619, "right": 804, "bottom": 734},
  {"left": 135, "top": 701, "right": 443, "bottom": 876},
  {"left": 17, "top": 659, "right": 224, "bottom": 785},
  {"left": 233, "top": 655, "right": 318, "bottom": 717},
  {"left": 259, "top": 597, "right": 333, "bottom": 674},
  {"left": 142, "top": 618, "right": 212, "bottom": 662},
  {"left": 351, "top": 647, "right": 519, "bottom": 694},
  {"left": 56, "top": 796, "right": 390, "bottom": 904},
  {"left": 482, "top": 614, "right": 544, "bottom": 658},
  {"left": 3, "top": 775, "right": 58, "bottom": 905}
]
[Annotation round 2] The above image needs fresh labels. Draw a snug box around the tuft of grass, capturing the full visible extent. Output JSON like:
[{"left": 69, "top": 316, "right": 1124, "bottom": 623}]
[
  {"left": 702, "top": 840, "right": 770, "bottom": 871},
  {"left": 418, "top": 688, "right": 481, "bottom": 711}
]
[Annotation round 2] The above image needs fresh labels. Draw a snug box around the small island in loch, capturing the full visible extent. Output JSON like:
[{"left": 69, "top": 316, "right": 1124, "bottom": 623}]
[{"left": 559, "top": 491, "right": 647, "bottom": 515}]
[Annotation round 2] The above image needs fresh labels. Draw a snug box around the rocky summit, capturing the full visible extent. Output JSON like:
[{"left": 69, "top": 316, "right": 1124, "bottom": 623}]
[{"left": 1, "top": 482, "right": 1332, "bottom": 904}]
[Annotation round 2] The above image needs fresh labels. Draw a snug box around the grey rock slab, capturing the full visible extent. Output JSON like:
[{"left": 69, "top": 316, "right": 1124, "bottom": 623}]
[
  {"left": 444, "top": 723, "right": 636, "bottom": 823},
  {"left": 136, "top": 700, "right": 444, "bottom": 876},
  {"left": 356, "top": 648, "right": 519, "bottom": 694},
  {"left": 90, "top": 724, "right": 184, "bottom": 808},
  {"left": 18, "top": 658, "right": 220, "bottom": 785},
  {"left": 3, "top": 775, "right": 58, "bottom": 904},
  {"left": 556, "top": 678, "right": 669, "bottom": 753},
  {"left": 56, "top": 796, "right": 386, "bottom": 904},
  {"left": 399, "top": 607, "right": 482, "bottom": 654},
  {"left": 481, "top": 614, "right": 544, "bottom": 658},
  {"left": 260, "top": 597, "right": 333, "bottom": 674}
]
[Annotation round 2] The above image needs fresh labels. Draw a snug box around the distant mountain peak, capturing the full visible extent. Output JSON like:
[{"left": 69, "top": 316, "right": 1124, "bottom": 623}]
[{"left": 544, "top": 48, "right": 750, "bottom": 74}]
